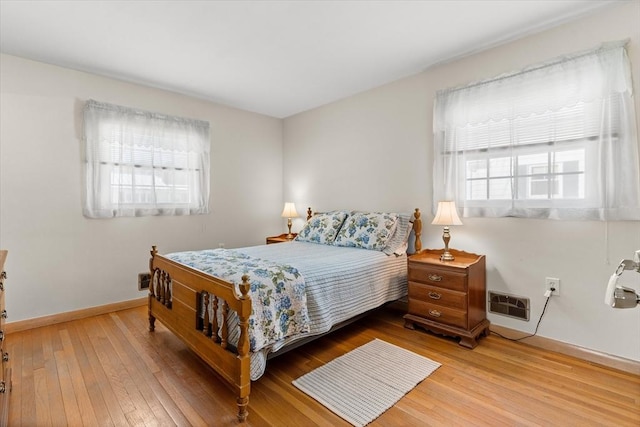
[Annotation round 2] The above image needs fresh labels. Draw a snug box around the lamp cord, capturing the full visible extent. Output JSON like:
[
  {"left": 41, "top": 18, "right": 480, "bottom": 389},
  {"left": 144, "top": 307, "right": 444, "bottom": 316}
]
[{"left": 491, "top": 294, "right": 552, "bottom": 342}]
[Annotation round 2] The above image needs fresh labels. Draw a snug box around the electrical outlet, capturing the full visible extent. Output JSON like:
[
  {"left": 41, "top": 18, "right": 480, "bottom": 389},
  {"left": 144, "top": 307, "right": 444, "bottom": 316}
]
[
  {"left": 138, "top": 272, "right": 151, "bottom": 291},
  {"left": 545, "top": 277, "right": 560, "bottom": 296}
]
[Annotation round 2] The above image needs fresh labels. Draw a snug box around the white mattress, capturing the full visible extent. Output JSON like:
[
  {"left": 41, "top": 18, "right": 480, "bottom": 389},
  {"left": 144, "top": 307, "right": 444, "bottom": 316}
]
[{"left": 237, "top": 241, "right": 408, "bottom": 379}]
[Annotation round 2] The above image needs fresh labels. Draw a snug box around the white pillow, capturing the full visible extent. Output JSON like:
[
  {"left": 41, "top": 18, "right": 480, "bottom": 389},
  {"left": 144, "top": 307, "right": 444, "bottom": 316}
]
[{"left": 382, "top": 212, "right": 413, "bottom": 255}]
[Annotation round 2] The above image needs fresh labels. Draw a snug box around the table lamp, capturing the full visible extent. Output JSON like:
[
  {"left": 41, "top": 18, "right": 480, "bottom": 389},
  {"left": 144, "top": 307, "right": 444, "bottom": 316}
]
[
  {"left": 432, "top": 201, "right": 463, "bottom": 261},
  {"left": 281, "top": 202, "right": 299, "bottom": 239}
]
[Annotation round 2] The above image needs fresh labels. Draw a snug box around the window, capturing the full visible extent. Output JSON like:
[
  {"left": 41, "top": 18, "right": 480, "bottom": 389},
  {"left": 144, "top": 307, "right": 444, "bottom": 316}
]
[
  {"left": 433, "top": 41, "right": 640, "bottom": 220},
  {"left": 466, "top": 149, "right": 585, "bottom": 201},
  {"left": 83, "top": 100, "right": 210, "bottom": 218}
]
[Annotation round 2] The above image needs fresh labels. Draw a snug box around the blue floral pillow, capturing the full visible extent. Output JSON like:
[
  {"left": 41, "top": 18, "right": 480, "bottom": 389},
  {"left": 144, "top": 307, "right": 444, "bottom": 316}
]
[
  {"left": 334, "top": 212, "right": 398, "bottom": 251},
  {"left": 295, "top": 211, "right": 348, "bottom": 245}
]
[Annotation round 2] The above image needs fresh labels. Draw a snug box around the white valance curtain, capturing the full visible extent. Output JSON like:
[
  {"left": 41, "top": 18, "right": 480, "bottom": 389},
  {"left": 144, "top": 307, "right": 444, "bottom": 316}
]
[
  {"left": 83, "top": 100, "right": 210, "bottom": 218},
  {"left": 433, "top": 41, "right": 640, "bottom": 220}
]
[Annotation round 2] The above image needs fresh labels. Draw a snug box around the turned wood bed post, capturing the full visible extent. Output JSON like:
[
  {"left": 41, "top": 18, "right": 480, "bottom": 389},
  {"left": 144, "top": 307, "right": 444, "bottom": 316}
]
[
  {"left": 148, "top": 245, "right": 157, "bottom": 332},
  {"left": 202, "top": 292, "right": 211, "bottom": 337},
  {"left": 236, "top": 274, "right": 251, "bottom": 422},
  {"left": 413, "top": 208, "right": 422, "bottom": 253},
  {"left": 220, "top": 302, "right": 229, "bottom": 349}
]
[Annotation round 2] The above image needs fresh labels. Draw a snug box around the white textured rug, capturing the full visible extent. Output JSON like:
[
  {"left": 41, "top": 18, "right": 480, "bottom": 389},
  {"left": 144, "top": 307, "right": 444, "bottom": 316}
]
[{"left": 292, "top": 338, "right": 441, "bottom": 426}]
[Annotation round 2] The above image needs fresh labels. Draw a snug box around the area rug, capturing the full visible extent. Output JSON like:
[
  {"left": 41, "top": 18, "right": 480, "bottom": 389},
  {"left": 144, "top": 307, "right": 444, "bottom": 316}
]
[{"left": 292, "top": 338, "right": 441, "bottom": 426}]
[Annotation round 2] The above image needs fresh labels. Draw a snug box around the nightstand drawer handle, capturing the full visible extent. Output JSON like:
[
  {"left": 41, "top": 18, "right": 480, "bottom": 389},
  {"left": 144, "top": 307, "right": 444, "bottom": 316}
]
[
  {"left": 428, "top": 291, "right": 441, "bottom": 300},
  {"left": 428, "top": 274, "right": 442, "bottom": 282},
  {"left": 428, "top": 309, "right": 442, "bottom": 318}
]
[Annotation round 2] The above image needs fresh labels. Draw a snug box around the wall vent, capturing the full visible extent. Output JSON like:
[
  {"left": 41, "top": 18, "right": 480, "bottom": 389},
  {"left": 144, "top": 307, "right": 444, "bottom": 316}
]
[
  {"left": 138, "top": 272, "right": 151, "bottom": 291},
  {"left": 488, "top": 291, "right": 530, "bottom": 321}
]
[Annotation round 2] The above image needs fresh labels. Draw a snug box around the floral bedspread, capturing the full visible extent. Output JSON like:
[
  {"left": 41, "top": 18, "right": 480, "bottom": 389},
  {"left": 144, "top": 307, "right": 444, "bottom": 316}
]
[{"left": 166, "top": 249, "right": 310, "bottom": 352}]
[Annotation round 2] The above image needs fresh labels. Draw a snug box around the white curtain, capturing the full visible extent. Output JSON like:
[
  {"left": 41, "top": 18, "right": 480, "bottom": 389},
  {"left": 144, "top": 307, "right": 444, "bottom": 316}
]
[
  {"left": 433, "top": 41, "right": 640, "bottom": 220},
  {"left": 83, "top": 100, "right": 210, "bottom": 218}
]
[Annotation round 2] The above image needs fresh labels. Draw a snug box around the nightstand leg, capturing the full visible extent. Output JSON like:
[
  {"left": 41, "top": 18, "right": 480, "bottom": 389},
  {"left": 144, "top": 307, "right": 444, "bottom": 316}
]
[
  {"left": 459, "top": 336, "right": 478, "bottom": 349},
  {"left": 404, "top": 318, "right": 416, "bottom": 330}
]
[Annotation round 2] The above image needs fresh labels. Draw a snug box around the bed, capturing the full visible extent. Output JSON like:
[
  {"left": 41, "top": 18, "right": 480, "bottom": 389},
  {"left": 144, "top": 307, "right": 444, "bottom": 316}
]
[{"left": 147, "top": 208, "right": 422, "bottom": 421}]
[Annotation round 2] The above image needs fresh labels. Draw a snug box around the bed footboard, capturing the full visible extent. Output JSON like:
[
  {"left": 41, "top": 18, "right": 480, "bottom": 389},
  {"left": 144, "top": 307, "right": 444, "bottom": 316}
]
[{"left": 148, "top": 246, "right": 252, "bottom": 421}]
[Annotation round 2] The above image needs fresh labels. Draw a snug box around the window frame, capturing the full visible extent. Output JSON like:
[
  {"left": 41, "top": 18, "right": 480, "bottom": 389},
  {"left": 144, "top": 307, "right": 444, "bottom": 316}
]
[{"left": 457, "top": 138, "right": 597, "bottom": 210}]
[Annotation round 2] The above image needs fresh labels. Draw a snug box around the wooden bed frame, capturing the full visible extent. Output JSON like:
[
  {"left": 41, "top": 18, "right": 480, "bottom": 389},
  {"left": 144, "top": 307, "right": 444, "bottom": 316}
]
[{"left": 148, "top": 208, "right": 422, "bottom": 421}]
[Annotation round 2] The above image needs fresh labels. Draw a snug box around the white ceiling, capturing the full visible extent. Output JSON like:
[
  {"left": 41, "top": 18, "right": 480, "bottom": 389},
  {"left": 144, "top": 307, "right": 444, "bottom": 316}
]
[{"left": 0, "top": 0, "right": 621, "bottom": 118}]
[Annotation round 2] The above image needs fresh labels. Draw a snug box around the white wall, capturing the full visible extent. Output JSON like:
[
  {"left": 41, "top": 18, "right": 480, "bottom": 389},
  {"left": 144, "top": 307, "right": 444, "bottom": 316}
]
[
  {"left": 0, "top": 54, "right": 284, "bottom": 322},
  {"left": 283, "top": 1, "right": 640, "bottom": 362}
]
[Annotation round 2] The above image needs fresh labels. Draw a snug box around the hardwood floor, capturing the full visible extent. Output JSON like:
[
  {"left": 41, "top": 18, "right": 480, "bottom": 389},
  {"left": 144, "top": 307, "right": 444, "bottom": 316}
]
[{"left": 5, "top": 304, "right": 640, "bottom": 426}]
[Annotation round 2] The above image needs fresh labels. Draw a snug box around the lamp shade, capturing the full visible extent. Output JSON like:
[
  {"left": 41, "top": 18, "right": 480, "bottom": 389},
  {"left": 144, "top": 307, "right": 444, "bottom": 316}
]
[
  {"left": 281, "top": 202, "right": 299, "bottom": 218},
  {"left": 432, "top": 201, "right": 463, "bottom": 226}
]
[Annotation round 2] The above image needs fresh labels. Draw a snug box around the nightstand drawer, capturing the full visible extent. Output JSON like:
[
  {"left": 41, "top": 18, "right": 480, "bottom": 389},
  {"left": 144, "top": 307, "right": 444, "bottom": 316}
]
[
  {"left": 408, "top": 281, "right": 467, "bottom": 310},
  {"left": 408, "top": 264, "right": 467, "bottom": 291},
  {"left": 408, "top": 299, "right": 467, "bottom": 329}
]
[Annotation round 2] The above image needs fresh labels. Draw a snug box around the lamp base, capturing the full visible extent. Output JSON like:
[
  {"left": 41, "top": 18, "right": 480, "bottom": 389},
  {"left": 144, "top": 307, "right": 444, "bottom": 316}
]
[
  {"left": 440, "top": 226, "right": 455, "bottom": 261},
  {"left": 286, "top": 218, "right": 294, "bottom": 240},
  {"left": 440, "top": 250, "right": 455, "bottom": 262}
]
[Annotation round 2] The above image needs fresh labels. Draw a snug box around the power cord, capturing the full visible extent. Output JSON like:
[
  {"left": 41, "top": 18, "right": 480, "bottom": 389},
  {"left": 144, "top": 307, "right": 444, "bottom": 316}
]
[{"left": 491, "top": 288, "right": 554, "bottom": 342}]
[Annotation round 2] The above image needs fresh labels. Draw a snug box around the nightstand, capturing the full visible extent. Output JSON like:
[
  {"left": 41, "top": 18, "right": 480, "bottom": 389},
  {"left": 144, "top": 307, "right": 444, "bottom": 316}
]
[
  {"left": 266, "top": 233, "right": 297, "bottom": 244},
  {"left": 404, "top": 248, "right": 490, "bottom": 348}
]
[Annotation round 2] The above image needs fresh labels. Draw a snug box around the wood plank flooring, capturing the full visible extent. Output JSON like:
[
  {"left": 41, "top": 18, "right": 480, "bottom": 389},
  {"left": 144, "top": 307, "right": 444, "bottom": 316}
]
[{"left": 5, "top": 304, "right": 640, "bottom": 426}]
